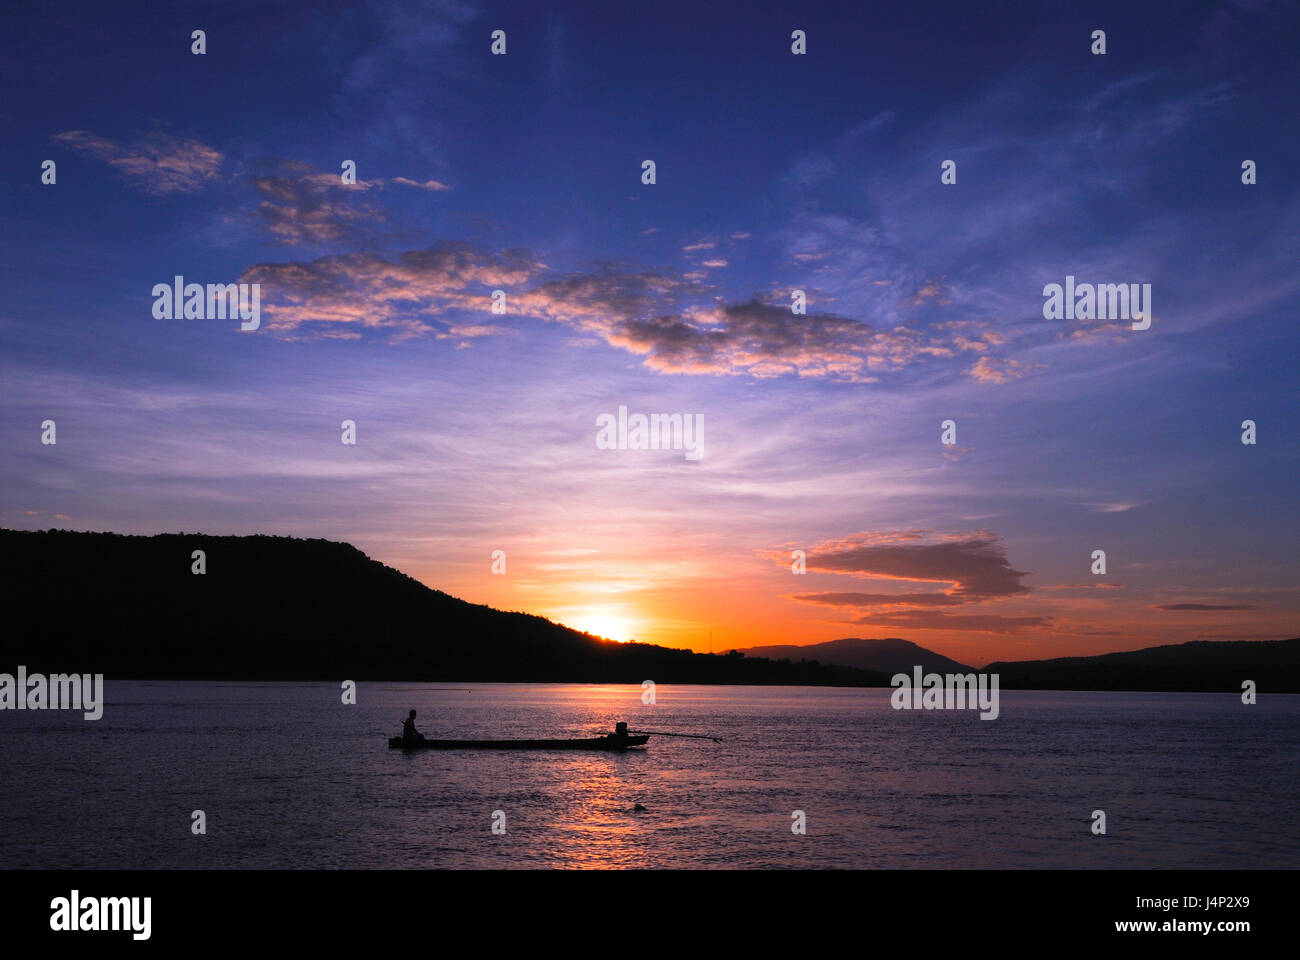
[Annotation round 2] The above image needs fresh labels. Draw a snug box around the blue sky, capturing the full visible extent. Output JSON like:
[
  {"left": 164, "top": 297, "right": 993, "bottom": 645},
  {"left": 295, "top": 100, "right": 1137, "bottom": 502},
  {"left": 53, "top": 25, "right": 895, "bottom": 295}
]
[{"left": 2, "top": 0, "right": 1297, "bottom": 664}]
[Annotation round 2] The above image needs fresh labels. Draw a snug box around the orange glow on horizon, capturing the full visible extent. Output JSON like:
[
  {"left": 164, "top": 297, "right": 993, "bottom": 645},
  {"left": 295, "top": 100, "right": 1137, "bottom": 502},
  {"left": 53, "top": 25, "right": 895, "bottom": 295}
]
[{"left": 406, "top": 541, "right": 1297, "bottom": 670}]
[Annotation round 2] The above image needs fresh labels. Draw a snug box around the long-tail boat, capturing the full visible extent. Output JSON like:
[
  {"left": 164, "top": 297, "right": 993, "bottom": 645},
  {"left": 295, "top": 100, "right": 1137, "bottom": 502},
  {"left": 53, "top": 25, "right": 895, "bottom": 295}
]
[
  {"left": 387, "top": 733, "right": 650, "bottom": 751},
  {"left": 389, "top": 719, "right": 649, "bottom": 751}
]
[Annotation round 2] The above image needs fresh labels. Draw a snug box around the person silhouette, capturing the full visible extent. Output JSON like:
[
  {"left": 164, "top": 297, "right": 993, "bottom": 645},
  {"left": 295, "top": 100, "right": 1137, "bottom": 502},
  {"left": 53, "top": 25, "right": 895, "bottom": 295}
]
[{"left": 401, "top": 709, "right": 424, "bottom": 745}]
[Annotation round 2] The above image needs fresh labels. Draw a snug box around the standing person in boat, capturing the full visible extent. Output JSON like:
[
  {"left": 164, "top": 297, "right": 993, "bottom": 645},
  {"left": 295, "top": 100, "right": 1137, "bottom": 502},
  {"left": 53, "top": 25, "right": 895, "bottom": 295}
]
[{"left": 401, "top": 709, "right": 425, "bottom": 745}]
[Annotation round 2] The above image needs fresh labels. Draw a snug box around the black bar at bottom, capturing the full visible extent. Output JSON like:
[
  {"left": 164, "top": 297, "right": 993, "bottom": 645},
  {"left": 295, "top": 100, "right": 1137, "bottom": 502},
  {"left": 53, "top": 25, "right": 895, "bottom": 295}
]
[{"left": 0, "top": 869, "right": 1285, "bottom": 947}]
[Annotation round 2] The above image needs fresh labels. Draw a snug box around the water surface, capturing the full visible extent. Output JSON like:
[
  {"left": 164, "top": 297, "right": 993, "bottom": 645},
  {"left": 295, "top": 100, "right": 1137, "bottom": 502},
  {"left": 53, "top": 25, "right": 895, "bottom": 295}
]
[{"left": 2, "top": 682, "right": 1296, "bottom": 868}]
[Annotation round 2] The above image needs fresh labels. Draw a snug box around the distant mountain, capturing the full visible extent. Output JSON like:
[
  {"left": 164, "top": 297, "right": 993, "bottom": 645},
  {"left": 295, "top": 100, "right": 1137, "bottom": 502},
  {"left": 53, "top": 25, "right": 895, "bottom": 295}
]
[
  {"left": 729, "top": 636, "right": 1300, "bottom": 693},
  {"left": 987, "top": 638, "right": 1300, "bottom": 693},
  {"left": 729, "top": 637, "right": 976, "bottom": 675},
  {"left": 0, "top": 529, "right": 890, "bottom": 686}
]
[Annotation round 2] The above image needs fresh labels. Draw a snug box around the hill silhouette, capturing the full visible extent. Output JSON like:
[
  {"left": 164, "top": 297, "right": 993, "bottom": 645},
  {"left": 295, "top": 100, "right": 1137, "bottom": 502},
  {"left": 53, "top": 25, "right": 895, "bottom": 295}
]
[
  {"left": 3, "top": 529, "right": 1295, "bottom": 690},
  {"left": 987, "top": 639, "right": 1300, "bottom": 692},
  {"left": 729, "top": 637, "right": 976, "bottom": 675},
  {"left": 0, "top": 529, "right": 891, "bottom": 685}
]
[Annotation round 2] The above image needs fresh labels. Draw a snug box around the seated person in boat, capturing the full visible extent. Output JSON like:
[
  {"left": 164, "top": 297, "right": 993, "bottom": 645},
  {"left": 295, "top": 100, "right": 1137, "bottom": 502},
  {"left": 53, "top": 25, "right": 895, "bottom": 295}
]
[
  {"left": 401, "top": 709, "right": 425, "bottom": 745},
  {"left": 610, "top": 721, "right": 630, "bottom": 744}
]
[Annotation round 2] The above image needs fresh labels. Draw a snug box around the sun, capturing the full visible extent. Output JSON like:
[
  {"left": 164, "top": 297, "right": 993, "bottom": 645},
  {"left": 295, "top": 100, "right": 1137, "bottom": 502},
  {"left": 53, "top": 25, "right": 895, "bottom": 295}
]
[{"left": 577, "top": 613, "right": 634, "bottom": 643}]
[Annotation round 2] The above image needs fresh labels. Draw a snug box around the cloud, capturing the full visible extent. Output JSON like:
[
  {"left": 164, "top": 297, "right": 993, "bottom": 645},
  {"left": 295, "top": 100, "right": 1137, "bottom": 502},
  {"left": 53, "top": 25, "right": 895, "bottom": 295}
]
[
  {"left": 250, "top": 163, "right": 381, "bottom": 245},
  {"left": 941, "top": 444, "right": 974, "bottom": 463},
  {"left": 515, "top": 267, "right": 703, "bottom": 334},
  {"left": 1042, "top": 583, "right": 1126, "bottom": 591},
  {"left": 952, "top": 335, "right": 989, "bottom": 352},
  {"left": 1153, "top": 603, "right": 1256, "bottom": 611},
  {"left": 849, "top": 611, "right": 1052, "bottom": 634},
  {"left": 787, "top": 152, "right": 835, "bottom": 187},
  {"left": 776, "top": 530, "right": 1032, "bottom": 600},
  {"left": 760, "top": 73, "right": 1277, "bottom": 390},
  {"left": 791, "top": 591, "right": 964, "bottom": 608},
  {"left": 436, "top": 323, "right": 504, "bottom": 341},
  {"left": 246, "top": 161, "right": 453, "bottom": 245},
  {"left": 966, "top": 355, "right": 1039, "bottom": 384},
  {"left": 240, "top": 244, "right": 541, "bottom": 338},
  {"left": 53, "top": 130, "right": 223, "bottom": 194},
  {"left": 1068, "top": 501, "right": 1145, "bottom": 513},
  {"left": 907, "top": 282, "right": 952, "bottom": 306},
  {"left": 237, "top": 244, "right": 1043, "bottom": 384},
  {"left": 771, "top": 532, "right": 1048, "bottom": 634},
  {"left": 242, "top": 242, "right": 1039, "bottom": 383},
  {"left": 1082, "top": 71, "right": 1160, "bottom": 112},
  {"left": 331, "top": 0, "right": 477, "bottom": 164},
  {"left": 390, "top": 177, "right": 451, "bottom": 191},
  {"left": 607, "top": 299, "right": 954, "bottom": 380}
]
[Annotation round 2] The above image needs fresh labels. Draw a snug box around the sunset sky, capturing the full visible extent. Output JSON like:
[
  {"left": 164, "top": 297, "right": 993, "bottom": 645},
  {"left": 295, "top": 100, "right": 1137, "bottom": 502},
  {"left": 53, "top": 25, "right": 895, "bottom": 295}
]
[{"left": 3, "top": 1, "right": 1297, "bottom": 666}]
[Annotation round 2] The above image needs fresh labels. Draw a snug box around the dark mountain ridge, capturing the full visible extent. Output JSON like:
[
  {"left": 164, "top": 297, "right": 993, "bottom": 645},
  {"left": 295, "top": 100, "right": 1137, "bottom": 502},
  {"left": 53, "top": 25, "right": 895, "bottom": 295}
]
[
  {"left": 2, "top": 529, "right": 1295, "bottom": 690},
  {"left": 0, "top": 529, "right": 889, "bottom": 685}
]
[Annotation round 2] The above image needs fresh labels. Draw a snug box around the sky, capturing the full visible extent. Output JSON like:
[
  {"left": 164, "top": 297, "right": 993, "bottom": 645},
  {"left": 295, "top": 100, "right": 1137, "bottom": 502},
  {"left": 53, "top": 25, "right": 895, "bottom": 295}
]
[{"left": 2, "top": 0, "right": 1297, "bottom": 666}]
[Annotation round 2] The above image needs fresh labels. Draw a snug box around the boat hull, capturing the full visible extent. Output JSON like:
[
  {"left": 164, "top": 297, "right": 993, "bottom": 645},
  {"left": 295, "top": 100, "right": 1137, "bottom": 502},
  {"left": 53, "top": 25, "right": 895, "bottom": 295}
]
[{"left": 387, "top": 735, "right": 649, "bottom": 751}]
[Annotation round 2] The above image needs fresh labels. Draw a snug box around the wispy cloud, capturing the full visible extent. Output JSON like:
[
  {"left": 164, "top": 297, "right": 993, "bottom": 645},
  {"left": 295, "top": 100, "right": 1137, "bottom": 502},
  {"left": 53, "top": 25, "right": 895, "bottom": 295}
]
[
  {"left": 249, "top": 162, "right": 382, "bottom": 245},
  {"left": 966, "top": 356, "right": 1040, "bottom": 384},
  {"left": 1068, "top": 501, "right": 1145, "bottom": 514},
  {"left": 390, "top": 177, "right": 451, "bottom": 191},
  {"left": 850, "top": 610, "right": 1052, "bottom": 634},
  {"left": 245, "top": 161, "right": 453, "bottom": 245},
  {"left": 1154, "top": 603, "right": 1256, "bottom": 611},
  {"left": 52, "top": 130, "right": 223, "bottom": 194}
]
